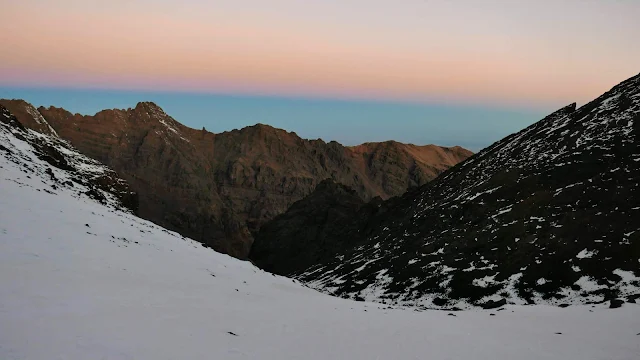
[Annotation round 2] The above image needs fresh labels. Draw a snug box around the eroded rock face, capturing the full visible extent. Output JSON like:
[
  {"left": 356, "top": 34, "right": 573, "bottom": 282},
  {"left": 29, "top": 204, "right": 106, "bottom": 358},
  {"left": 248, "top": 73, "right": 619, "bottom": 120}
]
[
  {"left": 0, "top": 100, "right": 59, "bottom": 137},
  {"left": 2, "top": 100, "right": 471, "bottom": 258},
  {"left": 274, "top": 73, "right": 640, "bottom": 309}
]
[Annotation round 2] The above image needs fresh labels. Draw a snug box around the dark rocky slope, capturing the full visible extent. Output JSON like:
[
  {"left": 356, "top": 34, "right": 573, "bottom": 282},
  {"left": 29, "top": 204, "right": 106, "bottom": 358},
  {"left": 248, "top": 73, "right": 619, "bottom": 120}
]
[
  {"left": 255, "top": 73, "right": 640, "bottom": 308},
  {"left": 0, "top": 99, "right": 471, "bottom": 258},
  {"left": 250, "top": 179, "right": 384, "bottom": 275}
]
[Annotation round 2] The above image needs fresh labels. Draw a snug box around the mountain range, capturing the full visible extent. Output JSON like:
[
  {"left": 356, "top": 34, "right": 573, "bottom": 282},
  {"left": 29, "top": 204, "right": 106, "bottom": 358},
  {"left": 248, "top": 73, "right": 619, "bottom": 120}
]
[
  {"left": 1, "top": 72, "right": 639, "bottom": 312},
  {"left": 252, "top": 73, "right": 640, "bottom": 309},
  {"left": 2, "top": 102, "right": 637, "bottom": 359},
  {"left": 0, "top": 99, "right": 471, "bottom": 258}
]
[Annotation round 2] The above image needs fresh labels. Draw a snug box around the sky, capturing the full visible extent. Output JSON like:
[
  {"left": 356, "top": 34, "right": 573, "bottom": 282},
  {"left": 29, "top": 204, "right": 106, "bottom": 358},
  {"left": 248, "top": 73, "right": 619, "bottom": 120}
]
[{"left": 1, "top": 0, "right": 639, "bottom": 150}]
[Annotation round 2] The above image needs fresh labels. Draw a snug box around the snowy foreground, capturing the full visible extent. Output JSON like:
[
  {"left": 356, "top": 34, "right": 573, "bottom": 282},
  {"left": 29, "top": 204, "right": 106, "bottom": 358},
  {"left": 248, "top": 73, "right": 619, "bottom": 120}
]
[{"left": 1, "top": 150, "right": 640, "bottom": 359}]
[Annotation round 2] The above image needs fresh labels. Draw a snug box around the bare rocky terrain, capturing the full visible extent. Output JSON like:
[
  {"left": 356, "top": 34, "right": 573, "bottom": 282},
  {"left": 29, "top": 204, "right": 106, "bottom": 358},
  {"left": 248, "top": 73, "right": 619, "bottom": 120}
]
[{"left": 252, "top": 73, "right": 640, "bottom": 309}]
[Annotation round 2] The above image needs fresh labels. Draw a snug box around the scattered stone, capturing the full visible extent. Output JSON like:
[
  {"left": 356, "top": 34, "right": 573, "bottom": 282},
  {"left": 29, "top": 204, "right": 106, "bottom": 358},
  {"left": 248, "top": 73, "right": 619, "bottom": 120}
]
[
  {"left": 481, "top": 299, "right": 507, "bottom": 309},
  {"left": 609, "top": 299, "right": 625, "bottom": 309},
  {"left": 227, "top": 331, "right": 238, "bottom": 336},
  {"left": 432, "top": 297, "right": 448, "bottom": 306},
  {"left": 555, "top": 332, "right": 563, "bottom": 335},
  {"left": 447, "top": 313, "right": 456, "bottom": 317},
  {"left": 627, "top": 294, "right": 640, "bottom": 303}
]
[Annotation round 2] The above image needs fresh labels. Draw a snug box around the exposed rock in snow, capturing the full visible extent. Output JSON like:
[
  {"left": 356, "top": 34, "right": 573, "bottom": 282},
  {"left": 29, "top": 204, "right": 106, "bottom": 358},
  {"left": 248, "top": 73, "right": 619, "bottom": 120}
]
[{"left": 0, "top": 105, "right": 137, "bottom": 212}]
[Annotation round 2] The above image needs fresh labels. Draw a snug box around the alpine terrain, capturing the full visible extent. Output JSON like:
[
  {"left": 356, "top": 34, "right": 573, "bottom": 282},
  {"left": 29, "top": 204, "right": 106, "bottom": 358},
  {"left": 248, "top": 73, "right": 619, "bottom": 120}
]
[
  {"left": 0, "top": 99, "right": 472, "bottom": 258},
  {"left": 1, "top": 103, "right": 639, "bottom": 360},
  {"left": 253, "top": 73, "right": 640, "bottom": 309}
]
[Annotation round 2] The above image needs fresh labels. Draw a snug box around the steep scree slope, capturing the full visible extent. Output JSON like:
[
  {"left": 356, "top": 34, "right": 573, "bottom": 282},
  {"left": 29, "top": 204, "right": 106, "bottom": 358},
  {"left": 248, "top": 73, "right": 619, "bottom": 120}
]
[{"left": 287, "top": 73, "right": 640, "bottom": 308}]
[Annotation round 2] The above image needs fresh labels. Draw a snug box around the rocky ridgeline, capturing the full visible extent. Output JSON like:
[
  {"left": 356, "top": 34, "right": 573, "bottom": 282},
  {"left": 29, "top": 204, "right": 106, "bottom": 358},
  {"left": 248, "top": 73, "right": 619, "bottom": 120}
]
[{"left": 253, "top": 73, "right": 640, "bottom": 309}]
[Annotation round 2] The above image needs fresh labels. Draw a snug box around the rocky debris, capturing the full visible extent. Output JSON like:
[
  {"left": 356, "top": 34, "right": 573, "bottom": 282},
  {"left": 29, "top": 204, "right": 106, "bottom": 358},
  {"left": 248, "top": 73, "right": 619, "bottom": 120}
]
[
  {"left": 609, "top": 299, "right": 625, "bottom": 309},
  {"left": 432, "top": 298, "right": 448, "bottom": 307},
  {"left": 3, "top": 100, "right": 471, "bottom": 259},
  {"left": 481, "top": 299, "right": 507, "bottom": 310},
  {"left": 286, "top": 73, "right": 640, "bottom": 308}
]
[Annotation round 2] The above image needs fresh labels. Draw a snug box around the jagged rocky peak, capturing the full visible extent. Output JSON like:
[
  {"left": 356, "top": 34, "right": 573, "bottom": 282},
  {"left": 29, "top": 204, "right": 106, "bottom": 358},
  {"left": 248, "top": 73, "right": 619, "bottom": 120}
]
[
  {"left": 258, "top": 72, "right": 640, "bottom": 309},
  {"left": 0, "top": 104, "right": 138, "bottom": 212},
  {"left": 134, "top": 101, "right": 162, "bottom": 110},
  {"left": 0, "top": 99, "right": 59, "bottom": 137}
]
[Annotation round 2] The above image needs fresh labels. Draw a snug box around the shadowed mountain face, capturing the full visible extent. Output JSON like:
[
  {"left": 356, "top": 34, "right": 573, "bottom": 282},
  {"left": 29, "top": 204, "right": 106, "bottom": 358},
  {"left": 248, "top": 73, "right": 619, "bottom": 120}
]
[
  {"left": 253, "top": 73, "right": 640, "bottom": 308},
  {"left": 0, "top": 99, "right": 471, "bottom": 258},
  {"left": 250, "top": 179, "right": 382, "bottom": 275}
]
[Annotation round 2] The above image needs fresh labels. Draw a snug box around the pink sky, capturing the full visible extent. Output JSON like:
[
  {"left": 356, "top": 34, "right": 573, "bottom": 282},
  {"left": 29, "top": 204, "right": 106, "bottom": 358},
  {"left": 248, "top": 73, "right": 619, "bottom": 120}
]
[{"left": 2, "top": 0, "right": 639, "bottom": 107}]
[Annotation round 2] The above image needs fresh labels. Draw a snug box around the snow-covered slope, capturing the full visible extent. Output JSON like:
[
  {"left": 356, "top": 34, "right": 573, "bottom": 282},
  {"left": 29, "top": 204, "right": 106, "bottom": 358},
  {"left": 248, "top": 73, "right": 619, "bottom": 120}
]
[
  {"left": 1, "top": 106, "right": 640, "bottom": 359},
  {"left": 0, "top": 105, "right": 137, "bottom": 212}
]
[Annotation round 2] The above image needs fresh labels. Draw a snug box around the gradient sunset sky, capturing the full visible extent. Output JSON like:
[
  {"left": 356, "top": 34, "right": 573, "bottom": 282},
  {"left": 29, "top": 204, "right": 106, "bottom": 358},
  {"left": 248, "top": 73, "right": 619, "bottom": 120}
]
[{"left": 2, "top": 0, "right": 639, "bottom": 150}]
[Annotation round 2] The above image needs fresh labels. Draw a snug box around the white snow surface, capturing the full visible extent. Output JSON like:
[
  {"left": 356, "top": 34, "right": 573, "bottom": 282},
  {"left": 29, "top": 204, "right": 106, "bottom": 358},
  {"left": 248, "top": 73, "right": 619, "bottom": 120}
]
[{"left": 2, "top": 123, "right": 640, "bottom": 360}]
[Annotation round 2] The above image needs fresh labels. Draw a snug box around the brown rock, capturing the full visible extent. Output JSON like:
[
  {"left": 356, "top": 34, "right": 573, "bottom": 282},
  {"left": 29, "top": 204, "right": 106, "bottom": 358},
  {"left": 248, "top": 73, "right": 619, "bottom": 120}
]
[{"left": 0, "top": 99, "right": 59, "bottom": 137}]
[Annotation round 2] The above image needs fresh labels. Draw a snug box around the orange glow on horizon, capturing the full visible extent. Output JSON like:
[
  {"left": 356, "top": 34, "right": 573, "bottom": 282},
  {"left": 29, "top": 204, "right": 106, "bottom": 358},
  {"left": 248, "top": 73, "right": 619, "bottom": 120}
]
[{"left": 1, "top": 2, "right": 639, "bottom": 107}]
